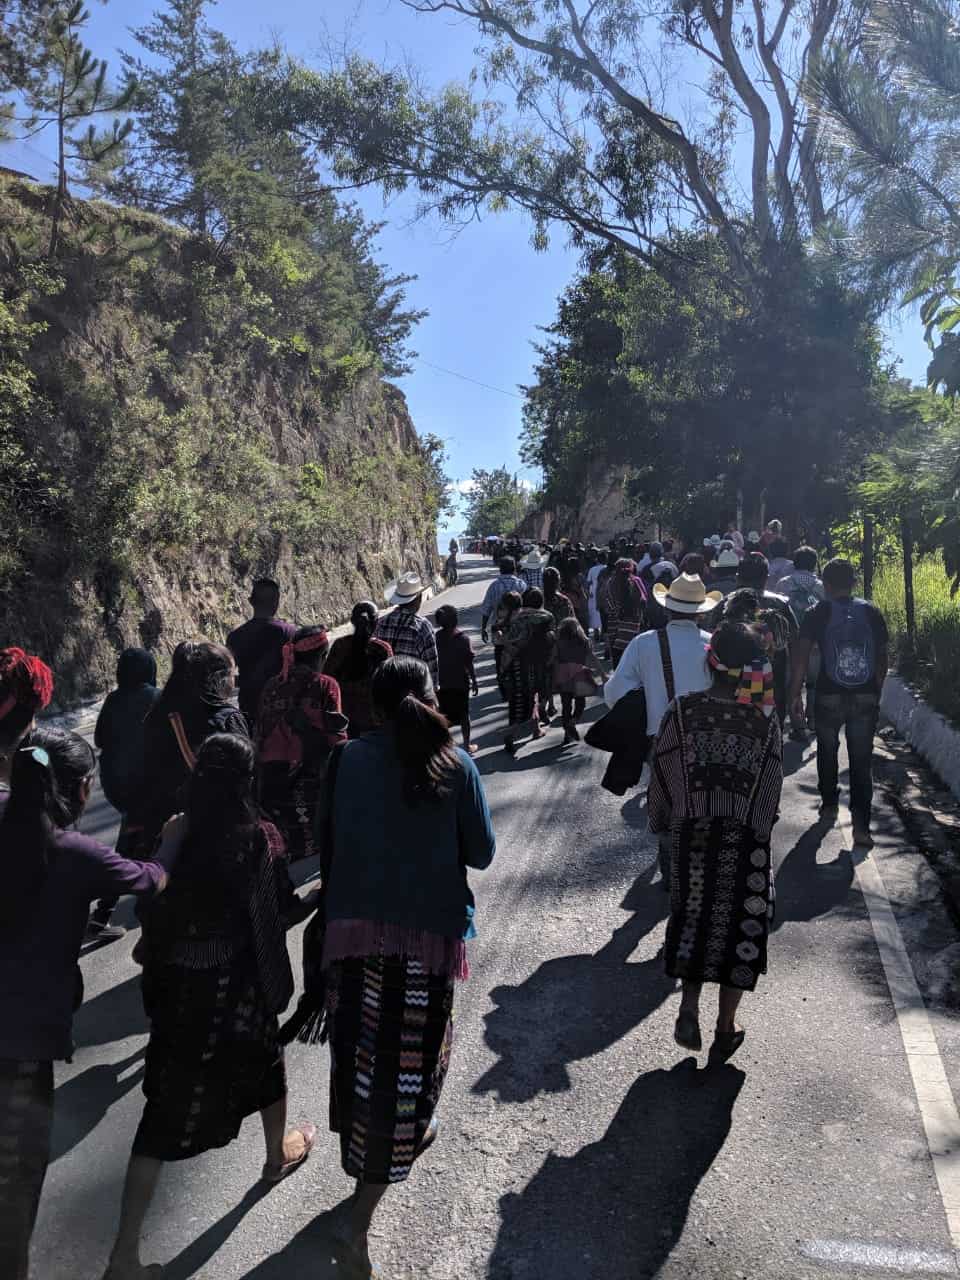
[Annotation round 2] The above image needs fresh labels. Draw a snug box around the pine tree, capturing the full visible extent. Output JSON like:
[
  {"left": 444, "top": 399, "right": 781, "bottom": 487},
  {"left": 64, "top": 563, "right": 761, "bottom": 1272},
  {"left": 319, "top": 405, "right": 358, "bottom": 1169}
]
[{"left": 16, "top": 1, "right": 134, "bottom": 255}]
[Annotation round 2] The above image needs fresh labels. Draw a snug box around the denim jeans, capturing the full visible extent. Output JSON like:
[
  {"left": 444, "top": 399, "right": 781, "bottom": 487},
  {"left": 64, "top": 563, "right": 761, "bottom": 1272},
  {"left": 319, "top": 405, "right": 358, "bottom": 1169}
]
[{"left": 815, "top": 691, "right": 880, "bottom": 826}]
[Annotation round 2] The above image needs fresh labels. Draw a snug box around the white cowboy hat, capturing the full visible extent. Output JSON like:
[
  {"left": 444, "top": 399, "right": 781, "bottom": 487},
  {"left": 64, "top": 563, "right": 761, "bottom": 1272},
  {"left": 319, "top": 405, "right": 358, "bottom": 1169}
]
[
  {"left": 709, "top": 533, "right": 722, "bottom": 546},
  {"left": 747, "top": 530, "right": 761, "bottom": 544},
  {"left": 653, "top": 573, "right": 723, "bottom": 614},
  {"left": 522, "top": 549, "right": 544, "bottom": 569},
  {"left": 715, "top": 548, "right": 741, "bottom": 569},
  {"left": 385, "top": 572, "right": 425, "bottom": 605}
]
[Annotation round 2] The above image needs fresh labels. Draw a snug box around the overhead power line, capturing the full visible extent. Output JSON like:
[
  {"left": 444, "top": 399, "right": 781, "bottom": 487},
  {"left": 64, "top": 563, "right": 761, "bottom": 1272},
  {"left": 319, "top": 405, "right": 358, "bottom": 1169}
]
[{"left": 417, "top": 358, "right": 525, "bottom": 400}]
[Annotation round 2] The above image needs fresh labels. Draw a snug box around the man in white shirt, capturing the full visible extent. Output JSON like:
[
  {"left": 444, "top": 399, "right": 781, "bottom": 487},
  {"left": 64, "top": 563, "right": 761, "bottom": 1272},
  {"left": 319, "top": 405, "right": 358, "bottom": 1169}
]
[{"left": 604, "top": 573, "right": 721, "bottom": 885}]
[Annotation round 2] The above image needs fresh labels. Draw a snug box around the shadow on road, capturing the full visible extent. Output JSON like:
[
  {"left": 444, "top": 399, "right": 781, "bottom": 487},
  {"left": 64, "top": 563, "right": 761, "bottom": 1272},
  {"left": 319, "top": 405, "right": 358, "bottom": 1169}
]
[
  {"left": 73, "top": 973, "right": 147, "bottom": 1049},
  {"left": 487, "top": 1058, "right": 745, "bottom": 1280},
  {"left": 51, "top": 1046, "right": 144, "bottom": 1162},
  {"left": 474, "top": 870, "right": 673, "bottom": 1101},
  {"left": 230, "top": 1195, "right": 353, "bottom": 1279},
  {"left": 162, "top": 1184, "right": 273, "bottom": 1280},
  {"left": 772, "top": 819, "right": 858, "bottom": 930}
]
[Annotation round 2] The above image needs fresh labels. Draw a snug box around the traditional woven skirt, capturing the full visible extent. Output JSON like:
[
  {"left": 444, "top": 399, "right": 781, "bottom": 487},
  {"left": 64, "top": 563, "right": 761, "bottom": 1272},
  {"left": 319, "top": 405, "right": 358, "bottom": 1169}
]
[
  {"left": 134, "top": 952, "right": 286, "bottom": 1162},
  {"left": 0, "top": 1058, "right": 53, "bottom": 1280},
  {"left": 504, "top": 661, "right": 550, "bottom": 725},
  {"left": 664, "top": 817, "right": 772, "bottom": 991},
  {"left": 325, "top": 956, "right": 454, "bottom": 1184},
  {"left": 261, "top": 767, "right": 322, "bottom": 862}
]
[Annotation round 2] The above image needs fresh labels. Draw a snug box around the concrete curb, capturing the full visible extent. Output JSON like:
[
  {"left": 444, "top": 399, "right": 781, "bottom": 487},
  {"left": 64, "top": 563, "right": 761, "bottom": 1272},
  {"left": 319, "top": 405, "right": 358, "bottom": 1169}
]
[{"left": 881, "top": 673, "right": 960, "bottom": 803}]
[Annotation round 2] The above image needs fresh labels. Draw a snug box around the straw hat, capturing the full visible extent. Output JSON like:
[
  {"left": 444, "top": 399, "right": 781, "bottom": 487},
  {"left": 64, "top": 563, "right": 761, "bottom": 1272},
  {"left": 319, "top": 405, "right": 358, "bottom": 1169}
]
[
  {"left": 385, "top": 572, "right": 426, "bottom": 605},
  {"left": 522, "top": 548, "right": 545, "bottom": 569},
  {"left": 715, "top": 548, "right": 741, "bottom": 569},
  {"left": 653, "top": 573, "right": 723, "bottom": 614}
]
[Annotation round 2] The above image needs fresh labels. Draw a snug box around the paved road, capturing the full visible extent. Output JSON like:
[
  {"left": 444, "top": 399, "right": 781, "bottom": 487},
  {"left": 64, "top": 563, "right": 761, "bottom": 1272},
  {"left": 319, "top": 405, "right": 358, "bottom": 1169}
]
[{"left": 37, "top": 557, "right": 960, "bottom": 1279}]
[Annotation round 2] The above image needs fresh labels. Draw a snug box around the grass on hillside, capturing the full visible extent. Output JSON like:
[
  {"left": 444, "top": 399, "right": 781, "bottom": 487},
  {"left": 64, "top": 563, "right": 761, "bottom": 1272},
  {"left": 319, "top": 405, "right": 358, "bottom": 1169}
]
[{"left": 873, "top": 553, "right": 960, "bottom": 724}]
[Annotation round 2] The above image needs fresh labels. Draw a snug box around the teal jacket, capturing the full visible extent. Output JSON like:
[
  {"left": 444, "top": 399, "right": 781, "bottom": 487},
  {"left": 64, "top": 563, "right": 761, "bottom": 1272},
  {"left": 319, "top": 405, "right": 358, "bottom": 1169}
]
[{"left": 324, "top": 729, "right": 496, "bottom": 940}]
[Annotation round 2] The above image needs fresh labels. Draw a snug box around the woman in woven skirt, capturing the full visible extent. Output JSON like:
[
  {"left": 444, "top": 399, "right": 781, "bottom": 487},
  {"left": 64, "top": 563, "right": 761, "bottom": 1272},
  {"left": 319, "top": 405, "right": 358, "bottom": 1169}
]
[
  {"left": 104, "top": 734, "right": 316, "bottom": 1279},
  {"left": 286, "top": 656, "right": 496, "bottom": 1278},
  {"left": 649, "top": 621, "right": 783, "bottom": 1065},
  {"left": 500, "top": 587, "right": 556, "bottom": 754}
]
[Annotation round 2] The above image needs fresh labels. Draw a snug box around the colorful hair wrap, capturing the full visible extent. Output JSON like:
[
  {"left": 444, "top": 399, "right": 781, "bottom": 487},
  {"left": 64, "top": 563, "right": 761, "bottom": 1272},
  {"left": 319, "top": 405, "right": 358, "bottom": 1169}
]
[
  {"left": 707, "top": 647, "right": 775, "bottom": 716},
  {"left": 0, "top": 648, "right": 54, "bottom": 722},
  {"left": 280, "top": 630, "right": 329, "bottom": 681}
]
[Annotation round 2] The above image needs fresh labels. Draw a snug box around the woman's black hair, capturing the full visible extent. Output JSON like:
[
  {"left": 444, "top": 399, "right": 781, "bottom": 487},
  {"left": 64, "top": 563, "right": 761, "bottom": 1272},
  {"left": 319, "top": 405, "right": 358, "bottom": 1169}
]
[
  {"left": 180, "top": 733, "right": 260, "bottom": 911},
  {"left": 542, "top": 565, "right": 560, "bottom": 593},
  {"left": 499, "top": 590, "right": 523, "bottom": 616},
  {"left": 155, "top": 641, "right": 235, "bottom": 716},
  {"left": 117, "top": 647, "right": 157, "bottom": 691},
  {"left": 0, "top": 727, "right": 96, "bottom": 927},
  {"left": 372, "top": 657, "right": 459, "bottom": 804},
  {"left": 522, "top": 586, "right": 544, "bottom": 609},
  {"left": 711, "top": 620, "right": 763, "bottom": 673},
  {"left": 435, "top": 605, "right": 458, "bottom": 630},
  {"left": 723, "top": 587, "right": 762, "bottom": 624},
  {"left": 351, "top": 600, "right": 378, "bottom": 632}
]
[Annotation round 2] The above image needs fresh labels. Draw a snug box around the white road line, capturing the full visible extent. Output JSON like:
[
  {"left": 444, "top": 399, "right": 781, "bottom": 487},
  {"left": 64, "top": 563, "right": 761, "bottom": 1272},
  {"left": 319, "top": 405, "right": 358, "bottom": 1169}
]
[
  {"left": 801, "top": 1238, "right": 958, "bottom": 1274},
  {"left": 842, "top": 813, "right": 960, "bottom": 1255}
]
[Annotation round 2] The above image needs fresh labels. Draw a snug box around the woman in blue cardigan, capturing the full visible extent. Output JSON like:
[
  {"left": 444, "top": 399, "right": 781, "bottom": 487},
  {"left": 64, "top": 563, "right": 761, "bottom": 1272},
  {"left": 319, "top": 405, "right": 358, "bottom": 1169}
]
[{"left": 288, "top": 655, "right": 496, "bottom": 1279}]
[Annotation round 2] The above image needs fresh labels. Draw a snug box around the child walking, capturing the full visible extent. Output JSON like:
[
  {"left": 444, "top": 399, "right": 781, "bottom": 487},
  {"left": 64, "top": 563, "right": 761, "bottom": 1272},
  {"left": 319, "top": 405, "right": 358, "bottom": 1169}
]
[
  {"left": 435, "top": 605, "right": 479, "bottom": 755},
  {"left": 553, "top": 617, "right": 604, "bottom": 744}
]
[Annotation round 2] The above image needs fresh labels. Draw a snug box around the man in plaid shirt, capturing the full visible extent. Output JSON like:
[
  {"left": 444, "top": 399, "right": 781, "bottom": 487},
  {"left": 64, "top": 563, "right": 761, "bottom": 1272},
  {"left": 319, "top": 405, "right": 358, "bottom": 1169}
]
[
  {"left": 480, "top": 556, "right": 526, "bottom": 643},
  {"left": 375, "top": 572, "right": 439, "bottom": 687}
]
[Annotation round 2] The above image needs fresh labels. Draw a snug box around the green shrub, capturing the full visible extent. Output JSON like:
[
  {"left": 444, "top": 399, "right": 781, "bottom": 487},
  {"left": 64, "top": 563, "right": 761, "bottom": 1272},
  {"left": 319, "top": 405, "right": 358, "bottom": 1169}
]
[{"left": 874, "top": 553, "right": 960, "bottom": 724}]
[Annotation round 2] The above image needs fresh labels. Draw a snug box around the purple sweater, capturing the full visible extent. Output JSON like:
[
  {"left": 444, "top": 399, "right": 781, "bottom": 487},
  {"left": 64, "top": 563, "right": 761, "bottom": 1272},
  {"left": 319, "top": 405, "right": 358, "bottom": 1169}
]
[{"left": 0, "top": 800, "right": 168, "bottom": 1061}]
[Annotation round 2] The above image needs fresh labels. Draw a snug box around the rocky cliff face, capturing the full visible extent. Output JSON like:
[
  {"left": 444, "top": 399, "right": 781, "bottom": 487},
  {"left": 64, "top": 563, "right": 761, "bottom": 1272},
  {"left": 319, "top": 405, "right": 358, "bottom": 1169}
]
[
  {"left": 521, "top": 463, "right": 656, "bottom": 545},
  {"left": 0, "top": 179, "right": 439, "bottom": 705}
]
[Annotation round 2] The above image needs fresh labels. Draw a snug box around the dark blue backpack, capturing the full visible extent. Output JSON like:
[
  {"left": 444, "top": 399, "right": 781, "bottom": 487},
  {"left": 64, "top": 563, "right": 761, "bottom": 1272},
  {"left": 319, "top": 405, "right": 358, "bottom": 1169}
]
[{"left": 822, "top": 599, "right": 876, "bottom": 689}]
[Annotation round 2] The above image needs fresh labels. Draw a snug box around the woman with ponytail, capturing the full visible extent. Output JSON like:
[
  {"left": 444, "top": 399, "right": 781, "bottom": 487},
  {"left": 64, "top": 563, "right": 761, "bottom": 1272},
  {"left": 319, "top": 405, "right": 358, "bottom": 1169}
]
[
  {"left": 104, "top": 733, "right": 315, "bottom": 1279},
  {"left": 0, "top": 727, "right": 181, "bottom": 1280},
  {"left": 286, "top": 656, "right": 495, "bottom": 1278}
]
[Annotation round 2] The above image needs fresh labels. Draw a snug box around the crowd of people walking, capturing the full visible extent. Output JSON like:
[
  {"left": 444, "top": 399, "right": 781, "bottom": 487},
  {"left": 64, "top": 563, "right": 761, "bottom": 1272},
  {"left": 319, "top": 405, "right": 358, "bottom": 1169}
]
[
  {"left": 0, "top": 565, "right": 496, "bottom": 1280},
  {"left": 0, "top": 522, "right": 888, "bottom": 1277}
]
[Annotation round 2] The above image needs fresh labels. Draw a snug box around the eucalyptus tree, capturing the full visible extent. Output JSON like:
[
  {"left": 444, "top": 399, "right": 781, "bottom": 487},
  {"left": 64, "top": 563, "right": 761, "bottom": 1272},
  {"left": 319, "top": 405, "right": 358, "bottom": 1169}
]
[{"left": 271, "top": 0, "right": 866, "bottom": 289}]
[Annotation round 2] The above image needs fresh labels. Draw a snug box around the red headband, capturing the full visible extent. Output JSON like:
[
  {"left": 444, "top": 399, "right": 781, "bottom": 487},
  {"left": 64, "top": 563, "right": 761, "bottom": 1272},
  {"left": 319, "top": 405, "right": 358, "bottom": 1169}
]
[{"left": 280, "top": 631, "right": 329, "bottom": 681}]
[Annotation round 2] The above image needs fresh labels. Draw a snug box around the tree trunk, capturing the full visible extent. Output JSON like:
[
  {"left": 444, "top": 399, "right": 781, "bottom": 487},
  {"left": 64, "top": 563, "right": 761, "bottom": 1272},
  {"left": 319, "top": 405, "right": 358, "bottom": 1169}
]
[
  {"left": 48, "top": 69, "right": 68, "bottom": 259},
  {"left": 862, "top": 513, "right": 874, "bottom": 600},
  {"left": 901, "top": 515, "right": 916, "bottom": 652}
]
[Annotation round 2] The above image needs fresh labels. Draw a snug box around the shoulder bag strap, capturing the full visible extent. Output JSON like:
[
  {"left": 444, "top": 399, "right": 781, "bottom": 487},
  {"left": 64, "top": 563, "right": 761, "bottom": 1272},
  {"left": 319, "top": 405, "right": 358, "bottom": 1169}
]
[
  {"left": 657, "top": 627, "right": 676, "bottom": 702},
  {"left": 168, "top": 712, "right": 197, "bottom": 771}
]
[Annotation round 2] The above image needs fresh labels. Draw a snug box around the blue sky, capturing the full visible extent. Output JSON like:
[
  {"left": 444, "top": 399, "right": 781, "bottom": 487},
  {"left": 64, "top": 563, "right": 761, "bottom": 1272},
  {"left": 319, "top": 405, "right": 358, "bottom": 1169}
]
[{"left": 1, "top": 0, "right": 931, "bottom": 539}]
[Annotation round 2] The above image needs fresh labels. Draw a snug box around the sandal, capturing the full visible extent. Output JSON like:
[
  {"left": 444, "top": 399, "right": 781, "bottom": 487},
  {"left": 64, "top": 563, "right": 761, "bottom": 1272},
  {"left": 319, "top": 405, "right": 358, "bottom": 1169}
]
[
  {"left": 708, "top": 1028, "right": 746, "bottom": 1064},
  {"left": 674, "top": 1011, "right": 702, "bottom": 1052},
  {"left": 261, "top": 1123, "right": 317, "bottom": 1184},
  {"left": 417, "top": 1116, "right": 440, "bottom": 1155}
]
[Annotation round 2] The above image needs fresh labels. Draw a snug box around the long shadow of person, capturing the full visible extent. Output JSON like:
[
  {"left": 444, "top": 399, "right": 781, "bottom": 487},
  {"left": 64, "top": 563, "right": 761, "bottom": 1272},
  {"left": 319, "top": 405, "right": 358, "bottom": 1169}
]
[
  {"left": 51, "top": 1047, "right": 144, "bottom": 1161},
  {"left": 231, "top": 1196, "right": 353, "bottom": 1279},
  {"left": 160, "top": 1184, "right": 272, "bottom": 1280},
  {"left": 72, "top": 973, "right": 147, "bottom": 1049},
  {"left": 487, "top": 1059, "right": 745, "bottom": 1280},
  {"left": 772, "top": 820, "right": 856, "bottom": 931},
  {"left": 474, "top": 870, "right": 674, "bottom": 1101}
]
